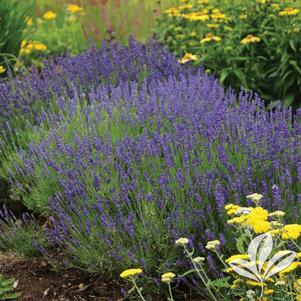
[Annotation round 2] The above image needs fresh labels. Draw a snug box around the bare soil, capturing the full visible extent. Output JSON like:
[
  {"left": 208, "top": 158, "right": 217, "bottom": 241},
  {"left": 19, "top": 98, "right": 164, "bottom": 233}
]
[{"left": 0, "top": 252, "right": 122, "bottom": 301}]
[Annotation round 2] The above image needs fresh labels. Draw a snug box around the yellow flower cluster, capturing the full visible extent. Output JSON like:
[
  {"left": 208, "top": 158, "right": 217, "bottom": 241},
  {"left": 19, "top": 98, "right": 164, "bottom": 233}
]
[
  {"left": 279, "top": 7, "right": 300, "bottom": 16},
  {"left": 67, "top": 4, "right": 84, "bottom": 14},
  {"left": 120, "top": 268, "right": 142, "bottom": 279},
  {"left": 178, "top": 53, "right": 198, "bottom": 64},
  {"left": 227, "top": 204, "right": 270, "bottom": 234},
  {"left": 161, "top": 272, "right": 176, "bottom": 283},
  {"left": 20, "top": 41, "right": 47, "bottom": 55},
  {"left": 43, "top": 11, "right": 57, "bottom": 20},
  {"left": 240, "top": 34, "right": 261, "bottom": 45},
  {"left": 200, "top": 32, "right": 221, "bottom": 43}
]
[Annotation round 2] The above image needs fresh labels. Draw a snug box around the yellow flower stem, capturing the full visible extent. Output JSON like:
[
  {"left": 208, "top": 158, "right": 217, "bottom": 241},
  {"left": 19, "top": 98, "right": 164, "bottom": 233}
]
[
  {"left": 131, "top": 278, "right": 146, "bottom": 301},
  {"left": 167, "top": 283, "right": 175, "bottom": 301},
  {"left": 183, "top": 246, "right": 220, "bottom": 301},
  {"left": 213, "top": 250, "right": 228, "bottom": 269}
]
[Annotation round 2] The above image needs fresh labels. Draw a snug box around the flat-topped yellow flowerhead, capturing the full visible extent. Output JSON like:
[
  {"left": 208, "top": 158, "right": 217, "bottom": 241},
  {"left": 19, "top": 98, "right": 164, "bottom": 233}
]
[
  {"left": 120, "top": 268, "right": 143, "bottom": 279},
  {"left": 161, "top": 272, "right": 176, "bottom": 283},
  {"left": 175, "top": 237, "right": 190, "bottom": 246},
  {"left": 205, "top": 240, "right": 220, "bottom": 251},
  {"left": 43, "top": 11, "right": 57, "bottom": 20}
]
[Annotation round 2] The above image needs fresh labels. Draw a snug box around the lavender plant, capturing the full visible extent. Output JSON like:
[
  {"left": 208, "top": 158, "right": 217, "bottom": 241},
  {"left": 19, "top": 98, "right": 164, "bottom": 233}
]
[
  {"left": 6, "top": 67, "right": 301, "bottom": 297},
  {"left": 0, "top": 205, "right": 49, "bottom": 257},
  {"left": 0, "top": 39, "right": 194, "bottom": 196}
]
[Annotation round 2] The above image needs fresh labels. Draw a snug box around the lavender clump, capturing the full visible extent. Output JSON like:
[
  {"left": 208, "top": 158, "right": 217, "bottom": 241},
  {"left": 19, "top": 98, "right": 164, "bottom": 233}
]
[{"left": 5, "top": 66, "right": 301, "bottom": 283}]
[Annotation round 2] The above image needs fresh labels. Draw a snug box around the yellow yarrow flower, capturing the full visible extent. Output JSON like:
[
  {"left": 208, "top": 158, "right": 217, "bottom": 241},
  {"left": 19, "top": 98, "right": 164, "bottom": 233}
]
[
  {"left": 282, "top": 224, "right": 301, "bottom": 240},
  {"left": 43, "top": 11, "right": 57, "bottom": 20},
  {"left": 120, "top": 268, "right": 143, "bottom": 279},
  {"left": 279, "top": 7, "right": 300, "bottom": 16},
  {"left": 269, "top": 210, "right": 285, "bottom": 218},
  {"left": 161, "top": 272, "right": 176, "bottom": 283},
  {"left": 67, "top": 4, "right": 84, "bottom": 13},
  {"left": 175, "top": 237, "right": 190, "bottom": 245},
  {"left": 205, "top": 240, "right": 220, "bottom": 251},
  {"left": 0, "top": 66, "right": 6, "bottom": 74},
  {"left": 200, "top": 33, "right": 222, "bottom": 43},
  {"left": 246, "top": 193, "right": 263, "bottom": 202},
  {"left": 240, "top": 35, "right": 261, "bottom": 45}
]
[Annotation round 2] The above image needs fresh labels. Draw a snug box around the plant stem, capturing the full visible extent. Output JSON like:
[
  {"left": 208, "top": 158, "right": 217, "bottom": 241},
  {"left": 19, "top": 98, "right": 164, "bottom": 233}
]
[
  {"left": 183, "top": 246, "right": 219, "bottom": 301},
  {"left": 132, "top": 279, "right": 147, "bottom": 301},
  {"left": 168, "top": 283, "right": 174, "bottom": 301}
]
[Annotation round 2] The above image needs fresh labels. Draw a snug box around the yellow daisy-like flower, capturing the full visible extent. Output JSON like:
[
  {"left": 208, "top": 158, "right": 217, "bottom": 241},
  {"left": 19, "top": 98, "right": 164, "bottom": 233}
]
[
  {"left": 67, "top": 4, "right": 84, "bottom": 13},
  {"left": 120, "top": 268, "right": 143, "bottom": 279},
  {"left": 178, "top": 4, "right": 193, "bottom": 10},
  {"left": 200, "top": 33, "right": 222, "bottom": 43},
  {"left": 34, "top": 43, "right": 47, "bottom": 51},
  {"left": 0, "top": 66, "right": 6, "bottom": 74},
  {"left": 178, "top": 53, "right": 198, "bottom": 64},
  {"left": 282, "top": 224, "right": 301, "bottom": 240},
  {"left": 271, "top": 4, "right": 280, "bottom": 10},
  {"left": 198, "top": 0, "right": 209, "bottom": 4},
  {"left": 211, "top": 13, "right": 226, "bottom": 20},
  {"left": 279, "top": 7, "right": 300, "bottom": 16},
  {"left": 207, "top": 23, "right": 219, "bottom": 29},
  {"left": 43, "top": 11, "right": 57, "bottom": 20},
  {"left": 240, "top": 34, "right": 261, "bottom": 45},
  {"left": 225, "top": 254, "right": 249, "bottom": 263},
  {"left": 161, "top": 272, "right": 176, "bottom": 283}
]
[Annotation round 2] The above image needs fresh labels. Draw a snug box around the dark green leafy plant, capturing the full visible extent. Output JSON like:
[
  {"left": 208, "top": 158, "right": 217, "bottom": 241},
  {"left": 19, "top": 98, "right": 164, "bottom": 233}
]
[
  {"left": 0, "top": 0, "right": 34, "bottom": 72},
  {"left": 155, "top": 0, "right": 301, "bottom": 108},
  {"left": 0, "top": 273, "right": 20, "bottom": 300}
]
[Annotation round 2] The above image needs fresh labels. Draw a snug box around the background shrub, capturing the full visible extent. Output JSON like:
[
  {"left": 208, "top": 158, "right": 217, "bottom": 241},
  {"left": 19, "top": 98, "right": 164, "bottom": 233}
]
[
  {"left": 0, "top": 0, "right": 34, "bottom": 72},
  {"left": 155, "top": 0, "right": 301, "bottom": 108}
]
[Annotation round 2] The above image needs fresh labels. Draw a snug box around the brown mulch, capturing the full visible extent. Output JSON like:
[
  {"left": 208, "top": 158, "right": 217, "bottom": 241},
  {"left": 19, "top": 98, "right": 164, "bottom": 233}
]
[{"left": 0, "top": 252, "right": 123, "bottom": 301}]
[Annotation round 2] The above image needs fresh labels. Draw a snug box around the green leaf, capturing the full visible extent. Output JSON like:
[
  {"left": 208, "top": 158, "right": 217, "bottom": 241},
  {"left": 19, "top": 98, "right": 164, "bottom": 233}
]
[{"left": 236, "top": 236, "right": 246, "bottom": 253}]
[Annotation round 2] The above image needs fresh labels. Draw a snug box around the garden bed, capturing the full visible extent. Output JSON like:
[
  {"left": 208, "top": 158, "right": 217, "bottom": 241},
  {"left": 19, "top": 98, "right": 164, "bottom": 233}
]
[{"left": 0, "top": 252, "right": 121, "bottom": 301}]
